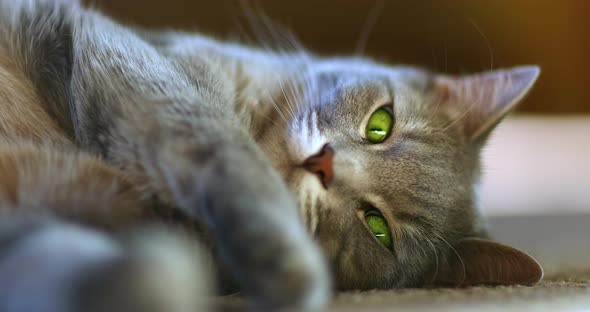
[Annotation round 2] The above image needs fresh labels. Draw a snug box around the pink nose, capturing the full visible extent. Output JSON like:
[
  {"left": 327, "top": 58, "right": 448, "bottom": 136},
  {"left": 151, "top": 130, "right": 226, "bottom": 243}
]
[{"left": 302, "top": 144, "right": 334, "bottom": 189}]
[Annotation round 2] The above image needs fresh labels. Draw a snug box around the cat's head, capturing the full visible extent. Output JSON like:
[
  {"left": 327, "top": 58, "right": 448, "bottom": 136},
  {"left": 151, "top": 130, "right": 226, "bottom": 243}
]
[{"left": 260, "top": 59, "right": 543, "bottom": 290}]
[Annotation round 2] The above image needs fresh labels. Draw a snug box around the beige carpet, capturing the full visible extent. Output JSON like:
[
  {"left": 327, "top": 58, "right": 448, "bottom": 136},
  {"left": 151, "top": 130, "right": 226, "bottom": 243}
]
[{"left": 330, "top": 273, "right": 590, "bottom": 311}]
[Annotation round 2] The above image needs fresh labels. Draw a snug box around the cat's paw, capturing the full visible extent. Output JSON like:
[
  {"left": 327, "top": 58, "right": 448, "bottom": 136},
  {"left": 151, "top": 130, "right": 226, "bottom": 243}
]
[
  {"left": 78, "top": 227, "right": 213, "bottom": 312},
  {"left": 203, "top": 168, "right": 332, "bottom": 310},
  {"left": 215, "top": 185, "right": 332, "bottom": 310},
  {"left": 0, "top": 220, "right": 212, "bottom": 312},
  {"left": 243, "top": 233, "right": 332, "bottom": 310},
  {"left": 151, "top": 140, "right": 333, "bottom": 310}
]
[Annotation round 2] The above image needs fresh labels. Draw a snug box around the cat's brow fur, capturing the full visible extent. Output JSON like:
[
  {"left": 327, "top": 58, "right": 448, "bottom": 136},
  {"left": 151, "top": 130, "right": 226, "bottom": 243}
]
[{"left": 0, "top": 0, "right": 541, "bottom": 311}]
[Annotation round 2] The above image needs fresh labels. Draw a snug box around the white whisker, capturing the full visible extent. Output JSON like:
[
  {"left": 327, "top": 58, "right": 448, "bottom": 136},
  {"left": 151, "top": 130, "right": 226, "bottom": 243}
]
[
  {"left": 355, "top": 0, "right": 386, "bottom": 56},
  {"left": 468, "top": 18, "right": 494, "bottom": 71},
  {"left": 434, "top": 232, "right": 466, "bottom": 285},
  {"left": 425, "top": 237, "right": 439, "bottom": 284},
  {"left": 261, "top": 87, "right": 288, "bottom": 124}
]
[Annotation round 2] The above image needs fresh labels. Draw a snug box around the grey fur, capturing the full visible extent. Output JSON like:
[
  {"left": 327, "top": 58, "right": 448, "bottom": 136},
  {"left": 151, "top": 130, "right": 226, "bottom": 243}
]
[{"left": 0, "top": 0, "right": 540, "bottom": 311}]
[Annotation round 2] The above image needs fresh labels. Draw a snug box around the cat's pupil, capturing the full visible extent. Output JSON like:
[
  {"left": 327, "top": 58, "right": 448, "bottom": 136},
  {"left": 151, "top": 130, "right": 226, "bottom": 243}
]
[
  {"left": 365, "top": 107, "right": 393, "bottom": 143},
  {"left": 364, "top": 210, "right": 393, "bottom": 250}
]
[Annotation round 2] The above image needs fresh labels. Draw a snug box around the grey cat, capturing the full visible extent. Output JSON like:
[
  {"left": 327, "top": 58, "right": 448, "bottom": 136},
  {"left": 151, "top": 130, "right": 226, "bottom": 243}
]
[{"left": 0, "top": 0, "right": 543, "bottom": 311}]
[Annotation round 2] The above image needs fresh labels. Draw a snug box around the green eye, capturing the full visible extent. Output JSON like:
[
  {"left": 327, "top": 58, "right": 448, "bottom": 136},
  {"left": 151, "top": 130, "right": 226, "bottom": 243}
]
[
  {"left": 364, "top": 210, "right": 393, "bottom": 250},
  {"left": 365, "top": 107, "right": 394, "bottom": 143}
]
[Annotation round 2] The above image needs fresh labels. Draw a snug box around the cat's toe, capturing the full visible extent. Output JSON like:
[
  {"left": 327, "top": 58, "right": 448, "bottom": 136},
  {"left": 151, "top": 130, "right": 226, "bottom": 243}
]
[
  {"left": 245, "top": 237, "right": 332, "bottom": 311},
  {"left": 76, "top": 227, "right": 213, "bottom": 312}
]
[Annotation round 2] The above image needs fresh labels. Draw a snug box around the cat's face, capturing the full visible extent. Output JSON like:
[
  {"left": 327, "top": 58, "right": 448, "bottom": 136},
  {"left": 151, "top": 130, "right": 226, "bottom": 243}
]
[{"left": 259, "top": 59, "right": 542, "bottom": 289}]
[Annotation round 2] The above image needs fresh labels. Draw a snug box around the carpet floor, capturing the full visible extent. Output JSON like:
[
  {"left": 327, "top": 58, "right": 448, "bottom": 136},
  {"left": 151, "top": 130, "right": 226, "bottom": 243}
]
[{"left": 330, "top": 273, "right": 590, "bottom": 311}]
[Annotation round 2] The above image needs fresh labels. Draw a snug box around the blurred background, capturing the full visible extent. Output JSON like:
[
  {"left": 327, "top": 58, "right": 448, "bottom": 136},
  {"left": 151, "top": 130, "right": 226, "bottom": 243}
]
[
  {"left": 87, "top": 0, "right": 589, "bottom": 268},
  {"left": 88, "top": 0, "right": 589, "bottom": 114}
]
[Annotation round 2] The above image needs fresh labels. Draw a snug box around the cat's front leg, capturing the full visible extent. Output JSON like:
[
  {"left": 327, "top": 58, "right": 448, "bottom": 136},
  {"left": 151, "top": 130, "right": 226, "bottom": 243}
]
[
  {"left": 145, "top": 129, "right": 332, "bottom": 310},
  {"left": 66, "top": 9, "right": 331, "bottom": 307}
]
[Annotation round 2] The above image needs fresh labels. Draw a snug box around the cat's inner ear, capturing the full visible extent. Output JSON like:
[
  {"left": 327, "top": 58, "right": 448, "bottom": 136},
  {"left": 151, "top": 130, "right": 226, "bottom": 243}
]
[
  {"left": 433, "top": 66, "right": 540, "bottom": 142},
  {"left": 433, "top": 238, "right": 543, "bottom": 287}
]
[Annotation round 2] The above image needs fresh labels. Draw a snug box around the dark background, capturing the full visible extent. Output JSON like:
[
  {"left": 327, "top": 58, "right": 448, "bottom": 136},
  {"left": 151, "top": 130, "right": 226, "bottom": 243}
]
[{"left": 86, "top": 0, "right": 590, "bottom": 114}]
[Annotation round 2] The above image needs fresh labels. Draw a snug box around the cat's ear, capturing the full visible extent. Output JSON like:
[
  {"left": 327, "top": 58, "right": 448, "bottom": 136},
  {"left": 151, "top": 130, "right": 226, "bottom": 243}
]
[
  {"left": 433, "top": 238, "right": 543, "bottom": 287},
  {"left": 433, "top": 66, "right": 540, "bottom": 142}
]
